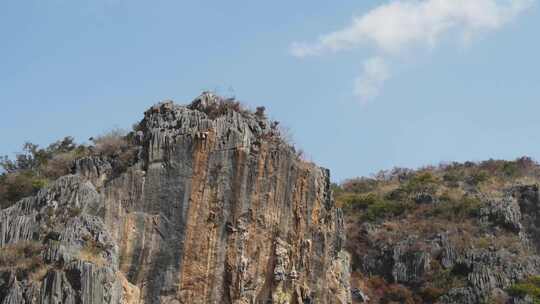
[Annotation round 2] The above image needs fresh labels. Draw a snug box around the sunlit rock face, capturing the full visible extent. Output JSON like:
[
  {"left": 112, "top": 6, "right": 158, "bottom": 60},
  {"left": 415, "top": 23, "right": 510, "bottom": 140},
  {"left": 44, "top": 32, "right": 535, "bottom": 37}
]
[{"left": 0, "top": 93, "right": 350, "bottom": 304}]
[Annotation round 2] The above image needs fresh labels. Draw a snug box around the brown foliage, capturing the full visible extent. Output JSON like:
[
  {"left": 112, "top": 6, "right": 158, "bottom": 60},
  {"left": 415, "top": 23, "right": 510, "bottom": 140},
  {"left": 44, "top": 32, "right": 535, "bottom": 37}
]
[
  {"left": 92, "top": 129, "right": 130, "bottom": 157},
  {"left": 0, "top": 241, "right": 48, "bottom": 281},
  {"left": 366, "top": 276, "right": 418, "bottom": 304},
  {"left": 200, "top": 99, "right": 250, "bottom": 119},
  {"left": 0, "top": 172, "right": 44, "bottom": 208},
  {"left": 92, "top": 129, "right": 137, "bottom": 176},
  {"left": 42, "top": 152, "right": 77, "bottom": 179}
]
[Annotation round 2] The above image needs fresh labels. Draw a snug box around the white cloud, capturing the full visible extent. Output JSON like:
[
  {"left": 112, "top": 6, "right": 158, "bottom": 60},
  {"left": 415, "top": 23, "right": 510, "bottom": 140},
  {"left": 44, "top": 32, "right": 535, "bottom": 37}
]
[
  {"left": 354, "top": 57, "right": 390, "bottom": 103},
  {"left": 291, "top": 0, "right": 534, "bottom": 102}
]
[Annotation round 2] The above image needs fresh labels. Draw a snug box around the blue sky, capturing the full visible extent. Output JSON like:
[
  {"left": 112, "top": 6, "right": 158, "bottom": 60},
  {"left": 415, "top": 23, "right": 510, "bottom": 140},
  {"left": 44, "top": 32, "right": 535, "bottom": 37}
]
[{"left": 1, "top": 0, "right": 539, "bottom": 182}]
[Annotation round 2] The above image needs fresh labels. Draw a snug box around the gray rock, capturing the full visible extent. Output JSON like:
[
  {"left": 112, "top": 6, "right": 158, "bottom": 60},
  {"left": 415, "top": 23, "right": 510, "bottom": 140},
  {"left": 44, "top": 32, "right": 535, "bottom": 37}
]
[
  {"left": 0, "top": 94, "right": 350, "bottom": 304},
  {"left": 351, "top": 288, "right": 369, "bottom": 302},
  {"left": 480, "top": 193, "right": 522, "bottom": 233}
]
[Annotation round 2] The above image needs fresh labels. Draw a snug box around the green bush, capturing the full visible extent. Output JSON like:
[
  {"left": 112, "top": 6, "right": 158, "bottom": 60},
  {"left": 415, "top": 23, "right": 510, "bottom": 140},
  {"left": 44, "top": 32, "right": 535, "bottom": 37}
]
[
  {"left": 338, "top": 191, "right": 412, "bottom": 221},
  {"left": 362, "top": 200, "right": 412, "bottom": 222},
  {"left": 68, "top": 206, "right": 83, "bottom": 218},
  {"left": 0, "top": 132, "right": 137, "bottom": 209},
  {"left": 430, "top": 196, "right": 483, "bottom": 220},
  {"left": 31, "top": 178, "right": 49, "bottom": 190},
  {"left": 331, "top": 183, "right": 344, "bottom": 197},
  {"left": 443, "top": 170, "right": 463, "bottom": 188},
  {"left": 507, "top": 276, "right": 540, "bottom": 303},
  {"left": 0, "top": 137, "right": 88, "bottom": 209},
  {"left": 502, "top": 162, "right": 519, "bottom": 178},
  {"left": 401, "top": 172, "right": 440, "bottom": 194},
  {"left": 340, "top": 193, "right": 381, "bottom": 210},
  {"left": 425, "top": 267, "right": 467, "bottom": 297},
  {"left": 385, "top": 188, "right": 409, "bottom": 201},
  {"left": 467, "top": 170, "right": 490, "bottom": 186}
]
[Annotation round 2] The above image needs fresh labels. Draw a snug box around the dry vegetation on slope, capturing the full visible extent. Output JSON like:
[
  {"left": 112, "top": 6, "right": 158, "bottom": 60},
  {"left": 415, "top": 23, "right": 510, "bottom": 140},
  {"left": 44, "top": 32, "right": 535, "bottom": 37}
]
[
  {"left": 335, "top": 157, "right": 540, "bottom": 303},
  {"left": 0, "top": 130, "right": 137, "bottom": 209},
  {"left": 4, "top": 94, "right": 540, "bottom": 303}
]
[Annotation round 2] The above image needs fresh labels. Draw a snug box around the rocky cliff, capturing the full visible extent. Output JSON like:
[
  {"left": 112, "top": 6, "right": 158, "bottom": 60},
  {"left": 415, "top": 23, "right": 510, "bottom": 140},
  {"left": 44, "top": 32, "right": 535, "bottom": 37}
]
[
  {"left": 0, "top": 93, "right": 351, "bottom": 304},
  {"left": 338, "top": 161, "right": 540, "bottom": 304}
]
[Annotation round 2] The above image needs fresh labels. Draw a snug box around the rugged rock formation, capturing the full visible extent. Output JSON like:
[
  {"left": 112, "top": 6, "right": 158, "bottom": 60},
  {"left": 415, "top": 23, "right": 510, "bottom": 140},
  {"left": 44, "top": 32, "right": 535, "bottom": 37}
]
[
  {"left": 340, "top": 165, "right": 540, "bottom": 304},
  {"left": 0, "top": 93, "right": 350, "bottom": 304}
]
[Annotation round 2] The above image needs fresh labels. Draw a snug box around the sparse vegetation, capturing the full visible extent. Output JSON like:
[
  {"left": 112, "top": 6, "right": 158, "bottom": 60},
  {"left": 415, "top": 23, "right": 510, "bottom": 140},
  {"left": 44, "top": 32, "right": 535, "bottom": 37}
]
[
  {"left": 363, "top": 199, "right": 412, "bottom": 222},
  {"left": 339, "top": 192, "right": 413, "bottom": 222},
  {"left": 0, "top": 241, "right": 48, "bottom": 281},
  {"left": 1, "top": 130, "right": 138, "bottom": 209},
  {"left": 78, "top": 245, "right": 107, "bottom": 267},
  {"left": 366, "top": 276, "right": 418, "bottom": 304},
  {"left": 92, "top": 129, "right": 130, "bottom": 157},
  {"left": 507, "top": 276, "right": 540, "bottom": 304},
  {"left": 429, "top": 195, "right": 483, "bottom": 220},
  {"left": 336, "top": 158, "right": 540, "bottom": 224},
  {"left": 337, "top": 157, "right": 540, "bottom": 303},
  {"left": 255, "top": 106, "right": 266, "bottom": 119},
  {"left": 0, "top": 137, "right": 89, "bottom": 208},
  {"left": 91, "top": 129, "right": 137, "bottom": 177},
  {"left": 419, "top": 286, "right": 446, "bottom": 303},
  {"left": 197, "top": 97, "right": 250, "bottom": 119},
  {"left": 339, "top": 193, "right": 380, "bottom": 210},
  {"left": 77, "top": 238, "right": 108, "bottom": 267},
  {"left": 342, "top": 177, "right": 380, "bottom": 194},
  {"left": 401, "top": 171, "right": 440, "bottom": 195},
  {"left": 467, "top": 170, "right": 490, "bottom": 186}
]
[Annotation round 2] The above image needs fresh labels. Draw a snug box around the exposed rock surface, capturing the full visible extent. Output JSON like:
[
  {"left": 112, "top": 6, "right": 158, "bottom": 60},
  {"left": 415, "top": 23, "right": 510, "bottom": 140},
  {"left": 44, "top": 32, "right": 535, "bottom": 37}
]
[
  {"left": 0, "top": 93, "right": 350, "bottom": 304},
  {"left": 344, "top": 176, "right": 540, "bottom": 303}
]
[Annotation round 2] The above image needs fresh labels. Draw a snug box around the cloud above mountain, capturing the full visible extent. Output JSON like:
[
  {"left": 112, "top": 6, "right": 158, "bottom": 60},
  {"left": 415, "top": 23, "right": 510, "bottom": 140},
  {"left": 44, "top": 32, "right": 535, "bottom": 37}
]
[{"left": 291, "top": 0, "right": 534, "bottom": 103}]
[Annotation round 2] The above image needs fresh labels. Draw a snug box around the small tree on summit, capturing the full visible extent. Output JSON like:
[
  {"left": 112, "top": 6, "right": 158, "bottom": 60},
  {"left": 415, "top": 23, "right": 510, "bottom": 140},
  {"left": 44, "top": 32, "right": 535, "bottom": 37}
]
[{"left": 255, "top": 106, "right": 266, "bottom": 119}]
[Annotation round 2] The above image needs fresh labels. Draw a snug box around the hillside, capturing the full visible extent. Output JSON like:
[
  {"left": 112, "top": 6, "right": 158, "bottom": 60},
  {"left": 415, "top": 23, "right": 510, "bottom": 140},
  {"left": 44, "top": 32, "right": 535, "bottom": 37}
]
[{"left": 336, "top": 158, "right": 540, "bottom": 303}]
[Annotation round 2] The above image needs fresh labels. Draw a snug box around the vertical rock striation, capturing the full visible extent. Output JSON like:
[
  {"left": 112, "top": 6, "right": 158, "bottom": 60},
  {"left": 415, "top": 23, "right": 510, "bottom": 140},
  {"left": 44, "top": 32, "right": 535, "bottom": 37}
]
[{"left": 0, "top": 93, "right": 350, "bottom": 304}]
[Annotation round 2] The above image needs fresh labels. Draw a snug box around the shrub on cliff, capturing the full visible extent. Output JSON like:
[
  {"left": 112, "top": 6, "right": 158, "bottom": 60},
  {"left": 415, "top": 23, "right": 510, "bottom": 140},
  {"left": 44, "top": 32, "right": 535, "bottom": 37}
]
[
  {"left": 78, "top": 239, "right": 107, "bottom": 267},
  {"left": 255, "top": 106, "right": 266, "bottom": 119},
  {"left": 0, "top": 137, "right": 88, "bottom": 208},
  {"left": 340, "top": 193, "right": 380, "bottom": 210},
  {"left": 419, "top": 286, "right": 446, "bottom": 303},
  {"left": 429, "top": 195, "right": 483, "bottom": 220},
  {"left": 466, "top": 170, "right": 490, "bottom": 186},
  {"left": 336, "top": 191, "right": 413, "bottom": 222},
  {"left": 342, "top": 177, "right": 380, "bottom": 193},
  {"left": 338, "top": 157, "right": 540, "bottom": 304},
  {"left": 199, "top": 98, "right": 250, "bottom": 119},
  {"left": 91, "top": 129, "right": 137, "bottom": 176},
  {"left": 0, "top": 241, "right": 48, "bottom": 281},
  {"left": 0, "top": 131, "right": 139, "bottom": 209},
  {"left": 401, "top": 171, "right": 440, "bottom": 195},
  {"left": 363, "top": 199, "right": 413, "bottom": 222},
  {"left": 443, "top": 170, "right": 463, "bottom": 187},
  {"left": 507, "top": 276, "right": 540, "bottom": 303},
  {"left": 92, "top": 129, "right": 129, "bottom": 157}
]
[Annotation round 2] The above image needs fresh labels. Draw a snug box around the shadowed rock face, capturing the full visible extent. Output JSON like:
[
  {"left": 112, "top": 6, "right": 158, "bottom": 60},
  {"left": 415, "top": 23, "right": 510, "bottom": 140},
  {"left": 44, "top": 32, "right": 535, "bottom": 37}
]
[{"left": 0, "top": 93, "right": 350, "bottom": 304}]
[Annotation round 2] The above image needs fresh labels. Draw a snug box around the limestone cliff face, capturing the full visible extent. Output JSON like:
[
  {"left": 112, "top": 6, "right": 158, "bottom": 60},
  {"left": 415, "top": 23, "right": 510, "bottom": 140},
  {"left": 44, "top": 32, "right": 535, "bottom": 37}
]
[{"left": 0, "top": 93, "right": 350, "bottom": 304}]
